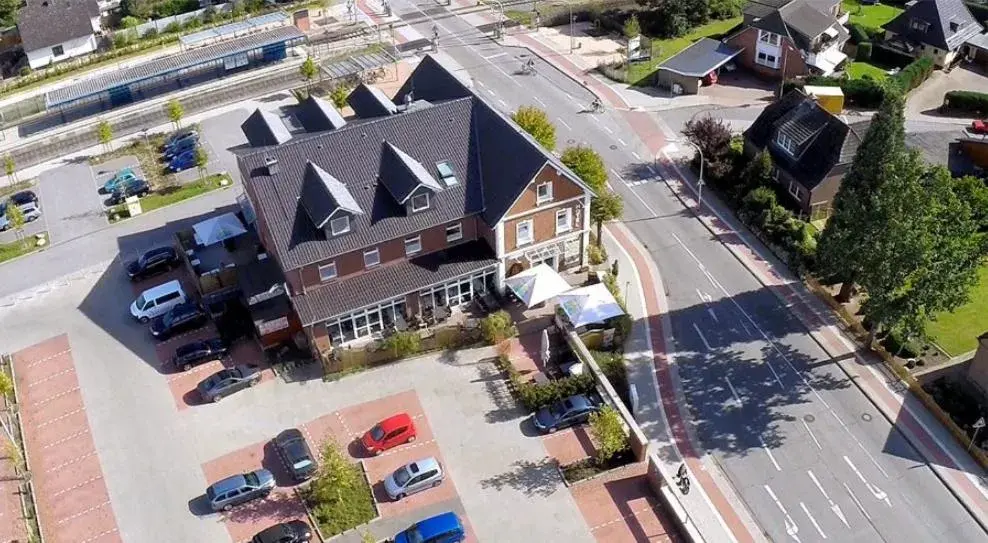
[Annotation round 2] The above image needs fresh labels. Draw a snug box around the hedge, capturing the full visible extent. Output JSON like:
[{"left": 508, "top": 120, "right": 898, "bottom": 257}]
[
  {"left": 495, "top": 353, "right": 596, "bottom": 411},
  {"left": 848, "top": 23, "right": 869, "bottom": 45},
  {"left": 942, "top": 90, "right": 988, "bottom": 115},
  {"left": 870, "top": 43, "right": 915, "bottom": 69},
  {"left": 891, "top": 55, "right": 934, "bottom": 92},
  {"left": 856, "top": 42, "right": 873, "bottom": 62},
  {"left": 967, "top": 1, "right": 988, "bottom": 25}
]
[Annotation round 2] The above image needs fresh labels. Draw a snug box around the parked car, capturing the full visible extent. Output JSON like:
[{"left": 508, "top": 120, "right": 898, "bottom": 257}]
[
  {"left": 361, "top": 413, "right": 416, "bottom": 455},
  {"left": 973, "top": 119, "right": 988, "bottom": 135},
  {"left": 9, "top": 190, "right": 38, "bottom": 209},
  {"left": 164, "top": 137, "right": 198, "bottom": 159},
  {"left": 107, "top": 178, "right": 150, "bottom": 205},
  {"left": 384, "top": 457, "right": 445, "bottom": 501},
  {"left": 125, "top": 246, "right": 179, "bottom": 281},
  {"left": 149, "top": 301, "right": 207, "bottom": 339},
  {"left": 162, "top": 129, "right": 198, "bottom": 152},
  {"left": 100, "top": 168, "right": 139, "bottom": 194},
  {"left": 251, "top": 520, "right": 312, "bottom": 543},
  {"left": 274, "top": 428, "right": 316, "bottom": 482},
  {"left": 205, "top": 468, "right": 275, "bottom": 512},
  {"left": 0, "top": 199, "right": 42, "bottom": 228},
  {"left": 197, "top": 365, "right": 261, "bottom": 402},
  {"left": 532, "top": 393, "right": 602, "bottom": 434},
  {"left": 171, "top": 337, "right": 229, "bottom": 371},
  {"left": 168, "top": 149, "right": 197, "bottom": 172},
  {"left": 393, "top": 512, "right": 465, "bottom": 543},
  {"left": 130, "top": 279, "right": 187, "bottom": 322}
]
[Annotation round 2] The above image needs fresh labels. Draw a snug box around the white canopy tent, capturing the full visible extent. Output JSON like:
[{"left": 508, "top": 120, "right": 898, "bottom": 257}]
[
  {"left": 556, "top": 283, "right": 625, "bottom": 328},
  {"left": 193, "top": 212, "right": 247, "bottom": 246},
  {"left": 505, "top": 264, "right": 572, "bottom": 307}
]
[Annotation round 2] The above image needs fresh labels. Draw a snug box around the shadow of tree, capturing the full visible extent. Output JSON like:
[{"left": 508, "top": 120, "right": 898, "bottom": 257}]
[
  {"left": 479, "top": 457, "right": 562, "bottom": 498},
  {"left": 475, "top": 362, "right": 525, "bottom": 424}
]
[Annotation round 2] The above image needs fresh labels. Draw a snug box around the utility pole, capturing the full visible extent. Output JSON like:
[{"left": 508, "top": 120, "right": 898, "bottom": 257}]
[
  {"left": 432, "top": 25, "right": 439, "bottom": 52},
  {"left": 569, "top": 5, "right": 575, "bottom": 53},
  {"left": 970, "top": 417, "right": 985, "bottom": 452},
  {"left": 382, "top": 0, "right": 391, "bottom": 17}
]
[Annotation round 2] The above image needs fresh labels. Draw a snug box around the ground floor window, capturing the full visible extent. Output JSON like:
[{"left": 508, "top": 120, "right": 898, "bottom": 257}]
[
  {"left": 420, "top": 268, "right": 497, "bottom": 310},
  {"left": 326, "top": 298, "right": 407, "bottom": 345}
]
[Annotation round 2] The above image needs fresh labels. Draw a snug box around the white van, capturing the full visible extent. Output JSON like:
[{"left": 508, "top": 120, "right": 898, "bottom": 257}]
[{"left": 130, "top": 280, "right": 187, "bottom": 322}]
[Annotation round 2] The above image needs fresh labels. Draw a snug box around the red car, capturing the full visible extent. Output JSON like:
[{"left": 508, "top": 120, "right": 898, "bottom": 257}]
[
  {"left": 972, "top": 119, "right": 988, "bottom": 135},
  {"left": 362, "top": 413, "right": 416, "bottom": 455}
]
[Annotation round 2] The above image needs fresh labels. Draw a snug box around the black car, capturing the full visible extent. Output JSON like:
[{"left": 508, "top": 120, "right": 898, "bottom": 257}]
[
  {"left": 171, "top": 337, "right": 228, "bottom": 371},
  {"left": 125, "top": 246, "right": 179, "bottom": 281},
  {"left": 251, "top": 520, "right": 313, "bottom": 543},
  {"left": 9, "top": 190, "right": 38, "bottom": 208},
  {"left": 107, "top": 178, "right": 150, "bottom": 205},
  {"left": 150, "top": 301, "right": 208, "bottom": 339},
  {"left": 274, "top": 428, "right": 317, "bottom": 482}
]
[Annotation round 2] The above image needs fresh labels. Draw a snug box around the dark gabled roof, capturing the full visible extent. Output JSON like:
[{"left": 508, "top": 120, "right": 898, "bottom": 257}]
[
  {"left": 347, "top": 83, "right": 398, "bottom": 118},
  {"left": 299, "top": 162, "right": 363, "bottom": 229},
  {"left": 883, "top": 0, "right": 983, "bottom": 51},
  {"left": 379, "top": 142, "right": 444, "bottom": 203},
  {"left": 744, "top": 90, "right": 863, "bottom": 189},
  {"left": 658, "top": 38, "right": 742, "bottom": 77},
  {"left": 744, "top": 0, "right": 790, "bottom": 19},
  {"left": 392, "top": 54, "right": 473, "bottom": 103},
  {"left": 297, "top": 95, "right": 347, "bottom": 132},
  {"left": 751, "top": 9, "right": 794, "bottom": 39},
  {"left": 781, "top": 0, "right": 837, "bottom": 40},
  {"left": 291, "top": 241, "right": 497, "bottom": 325},
  {"left": 18, "top": 0, "right": 99, "bottom": 52},
  {"left": 742, "top": 0, "right": 842, "bottom": 50},
  {"left": 241, "top": 109, "right": 293, "bottom": 147}
]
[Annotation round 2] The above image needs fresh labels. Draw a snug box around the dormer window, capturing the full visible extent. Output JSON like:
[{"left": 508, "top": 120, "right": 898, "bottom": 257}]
[
  {"left": 536, "top": 182, "right": 553, "bottom": 205},
  {"left": 910, "top": 18, "right": 930, "bottom": 32},
  {"left": 758, "top": 30, "right": 781, "bottom": 46},
  {"left": 330, "top": 215, "right": 350, "bottom": 236},
  {"left": 950, "top": 21, "right": 959, "bottom": 32},
  {"left": 777, "top": 133, "right": 797, "bottom": 155},
  {"left": 411, "top": 193, "right": 430, "bottom": 212},
  {"left": 436, "top": 162, "right": 458, "bottom": 186}
]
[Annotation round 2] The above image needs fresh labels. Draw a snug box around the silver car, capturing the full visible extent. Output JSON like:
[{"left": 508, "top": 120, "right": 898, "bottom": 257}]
[
  {"left": 383, "top": 457, "right": 444, "bottom": 501},
  {"left": 206, "top": 468, "right": 275, "bottom": 512}
]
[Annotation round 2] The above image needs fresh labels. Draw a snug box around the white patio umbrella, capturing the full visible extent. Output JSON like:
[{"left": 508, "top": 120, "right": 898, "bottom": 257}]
[
  {"left": 540, "top": 329, "right": 551, "bottom": 364},
  {"left": 556, "top": 283, "right": 625, "bottom": 328},
  {"left": 504, "top": 264, "right": 572, "bottom": 308}
]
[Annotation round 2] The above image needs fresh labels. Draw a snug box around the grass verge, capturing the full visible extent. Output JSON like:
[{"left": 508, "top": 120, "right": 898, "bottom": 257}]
[
  {"left": 926, "top": 263, "right": 988, "bottom": 356},
  {"left": 107, "top": 173, "right": 230, "bottom": 222},
  {"left": 0, "top": 232, "right": 48, "bottom": 264},
  {"left": 627, "top": 17, "right": 742, "bottom": 85},
  {"left": 846, "top": 60, "right": 889, "bottom": 80},
  {"left": 0, "top": 179, "right": 35, "bottom": 199},
  {"left": 842, "top": 0, "right": 903, "bottom": 28}
]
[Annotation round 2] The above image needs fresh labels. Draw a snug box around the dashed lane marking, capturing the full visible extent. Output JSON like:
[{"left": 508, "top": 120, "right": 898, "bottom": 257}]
[
  {"left": 36, "top": 407, "right": 85, "bottom": 429},
  {"left": 33, "top": 387, "right": 81, "bottom": 407},
  {"left": 41, "top": 429, "right": 89, "bottom": 450},
  {"left": 52, "top": 475, "right": 103, "bottom": 498},
  {"left": 25, "top": 349, "right": 72, "bottom": 369},
  {"left": 45, "top": 450, "right": 97, "bottom": 473}
]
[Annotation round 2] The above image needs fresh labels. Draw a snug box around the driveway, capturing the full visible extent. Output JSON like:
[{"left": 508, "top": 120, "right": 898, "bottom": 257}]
[
  {"left": 0, "top": 257, "right": 594, "bottom": 543},
  {"left": 906, "top": 64, "right": 988, "bottom": 121},
  {"left": 35, "top": 162, "right": 106, "bottom": 244},
  {"left": 198, "top": 108, "right": 252, "bottom": 182}
]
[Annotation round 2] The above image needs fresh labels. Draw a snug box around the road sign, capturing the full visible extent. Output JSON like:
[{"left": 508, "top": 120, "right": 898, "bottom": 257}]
[{"left": 974, "top": 417, "right": 985, "bottom": 429}]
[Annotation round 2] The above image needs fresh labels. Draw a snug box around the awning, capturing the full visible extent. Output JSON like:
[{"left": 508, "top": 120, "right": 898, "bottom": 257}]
[
  {"left": 556, "top": 283, "right": 625, "bottom": 328},
  {"left": 808, "top": 48, "right": 847, "bottom": 76},
  {"left": 505, "top": 264, "right": 572, "bottom": 308},
  {"left": 193, "top": 212, "right": 247, "bottom": 246}
]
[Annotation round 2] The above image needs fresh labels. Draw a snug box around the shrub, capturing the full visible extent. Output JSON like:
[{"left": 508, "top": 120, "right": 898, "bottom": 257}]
[
  {"left": 588, "top": 243, "right": 606, "bottom": 266},
  {"left": 856, "top": 41, "right": 873, "bottom": 62},
  {"left": 589, "top": 406, "right": 629, "bottom": 463},
  {"left": 848, "top": 23, "right": 869, "bottom": 45},
  {"left": 739, "top": 186, "right": 777, "bottom": 223},
  {"left": 120, "top": 15, "right": 143, "bottom": 28},
  {"left": 481, "top": 310, "right": 517, "bottom": 345},
  {"left": 891, "top": 55, "right": 934, "bottom": 92},
  {"left": 330, "top": 83, "right": 352, "bottom": 109},
  {"left": 518, "top": 373, "right": 596, "bottom": 410},
  {"left": 18, "top": 66, "right": 31, "bottom": 77},
  {"left": 384, "top": 331, "right": 421, "bottom": 358},
  {"left": 143, "top": 27, "right": 158, "bottom": 38},
  {"left": 842, "top": 78, "right": 886, "bottom": 108},
  {"left": 942, "top": 90, "right": 988, "bottom": 115},
  {"left": 304, "top": 439, "right": 377, "bottom": 536},
  {"left": 163, "top": 21, "right": 182, "bottom": 34}
]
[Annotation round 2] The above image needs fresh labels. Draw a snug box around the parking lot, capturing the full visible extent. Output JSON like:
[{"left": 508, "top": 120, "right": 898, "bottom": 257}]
[{"left": 0, "top": 253, "right": 599, "bottom": 543}]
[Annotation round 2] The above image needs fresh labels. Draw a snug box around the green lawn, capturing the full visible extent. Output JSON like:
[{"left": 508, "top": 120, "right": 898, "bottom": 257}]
[
  {"left": 843, "top": 0, "right": 903, "bottom": 29},
  {"left": 0, "top": 179, "right": 34, "bottom": 199},
  {"left": 846, "top": 61, "right": 888, "bottom": 80},
  {"left": 926, "top": 264, "right": 988, "bottom": 356},
  {"left": 107, "top": 174, "right": 230, "bottom": 222},
  {"left": 0, "top": 233, "right": 47, "bottom": 264},
  {"left": 628, "top": 17, "right": 743, "bottom": 85}
]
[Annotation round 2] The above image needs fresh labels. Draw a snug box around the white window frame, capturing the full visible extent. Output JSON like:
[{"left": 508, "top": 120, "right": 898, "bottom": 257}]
[
  {"left": 363, "top": 248, "right": 380, "bottom": 268},
  {"left": 758, "top": 30, "right": 781, "bottom": 46},
  {"left": 777, "top": 133, "right": 797, "bottom": 155},
  {"left": 404, "top": 235, "right": 422, "bottom": 256},
  {"left": 330, "top": 215, "right": 350, "bottom": 236},
  {"left": 555, "top": 208, "right": 572, "bottom": 234},
  {"left": 410, "top": 192, "right": 430, "bottom": 212},
  {"left": 536, "top": 182, "right": 553, "bottom": 205},
  {"left": 756, "top": 51, "right": 780, "bottom": 69},
  {"left": 788, "top": 180, "right": 804, "bottom": 200},
  {"left": 318, "top": 262, "right": 337, "bottom": 282},
  {"left": 516, "top": 219, "right": 534, "bottom": 246},
  {"left": 446, "top": 222, "right": 463, "bottom": 242}
]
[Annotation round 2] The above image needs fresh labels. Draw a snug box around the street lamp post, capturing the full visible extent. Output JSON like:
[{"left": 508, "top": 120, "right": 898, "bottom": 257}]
[
  {"left": 970, "top": 417, "right": 985, "bottom": 452},
  {"left": 569, "top": 5, "right": 575, "bottom": 53}
]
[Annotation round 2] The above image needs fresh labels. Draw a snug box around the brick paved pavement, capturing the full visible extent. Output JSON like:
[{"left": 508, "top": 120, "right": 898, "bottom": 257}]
[{"left": 0, "top": 432, "right": 29, "bottom": 543}]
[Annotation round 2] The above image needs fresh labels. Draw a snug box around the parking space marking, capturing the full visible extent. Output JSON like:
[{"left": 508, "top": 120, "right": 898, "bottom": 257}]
[
  {"left": 336, "top": 411, "right": 355, "bottom": 438},
  {"left": 79, "top": 527, "right": 119, "bottom": 543},
  {"left": 26, "top": 349, "right": 72, "bottom": 369},
  {"left": 34, "top": 386, "right": 81, "bottom": 406},
  {"left": 377, "top": 439, "right": 437, "bottom": 459},
  {"left": 37, "top": 407, "right": 86, "bottom": 429},
  {"left": 42, "top": 429, "right": 89, "bottom": 450},
  {"left": 56, "top": 499, "right": 110, "bottom": 522},
  {"left": 27, "top": 367, "right": 75, "bottom": 387},
  {"left": 588, "top": 503, "right": 661, "bottom": 531},
  {"left": 46, "top": 450, "right": 97, "bottom": 473}
]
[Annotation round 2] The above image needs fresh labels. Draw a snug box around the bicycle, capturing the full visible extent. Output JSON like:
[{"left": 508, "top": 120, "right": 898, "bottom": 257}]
[
  {"left": 520, "top": 60, "right": 536, "bottom": 75},
  {"left": 589, "top": 98, "right": 604, "bottom": 113}
]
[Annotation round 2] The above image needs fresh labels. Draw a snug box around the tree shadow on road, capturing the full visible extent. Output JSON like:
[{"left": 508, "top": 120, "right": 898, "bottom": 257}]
[{"left": 479, "top": 457, "right": 562, "bottom": 498}]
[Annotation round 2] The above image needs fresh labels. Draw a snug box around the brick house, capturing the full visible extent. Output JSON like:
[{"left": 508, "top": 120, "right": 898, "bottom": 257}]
[
  {"left": 236, "top": 56, "right": 594, "bottom": 352},
  {"left": 726, "top": 0, "right": 850, "bottom": 78},
  {"left": 743, "top": 89, "right": 871, "bottom": 220}
]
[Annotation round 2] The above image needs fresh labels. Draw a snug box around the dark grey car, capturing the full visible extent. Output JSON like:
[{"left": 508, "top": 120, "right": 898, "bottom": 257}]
[
  {"left": 206, "top": 468, "right": 275, "bottom": 512},
  {"left": 274, "top": 428, "right": 317, "bottom": 482},
  {"left": 197, "top": 365, "right": 261, "bottom": 402}
]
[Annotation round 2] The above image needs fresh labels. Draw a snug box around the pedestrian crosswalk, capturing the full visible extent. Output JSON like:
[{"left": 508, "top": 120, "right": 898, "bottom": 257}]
[{"left": 625, "top": 176, "right": 661, "bottom": 187}]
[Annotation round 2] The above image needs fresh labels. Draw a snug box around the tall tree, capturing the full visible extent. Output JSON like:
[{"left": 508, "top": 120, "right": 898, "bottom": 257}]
[
  {"left": 734, "top": 150, "right": 773, "bottom": 202},
  {"left": 194, "top": 147, "right": 209, "bottom": 182},
  {"left": 96, "top": 120, "right": 113, "bottom": 152},
  {"left": 816, "top": 87, "right": 907, "bottom": 301},
  {"left": 0, "top": 0, "right": 21, "bottom": 28},
  {"left": 3, "top": 155, "right": 15, "bottom": 185},
  {"left": 951, "top": 175, "right": 988, "bottom": 232},
  {"left": 856, "top": 158, "right": 985, "bottom": 343},
  {"left": 512, "top": 106, "right": 556, "bottom": 151},
  {"left": 300, "top": 56, "right": 318, "bottom": 93},
  {"left": 165, "top": 99, "right": 184, "bottom": 129},
  {"left": 682, "top": 115, "right": 734, "bottom": 181},
  {"left": 561, "top": 145, "right": 608, "bottom": 193},
  {"left": 591, "top": 190, "right": 624, "bottom": 242},
  {"left": 637, "top": 0, "right": 710, "bottom": 37},
  {"left": 6, "top": 203, "right": 24, "bottom": 241}
]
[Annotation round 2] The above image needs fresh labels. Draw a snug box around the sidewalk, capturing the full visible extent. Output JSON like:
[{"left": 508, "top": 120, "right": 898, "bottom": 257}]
[{"left": 601, "top": 223, "right": 765, "bottom": 543}]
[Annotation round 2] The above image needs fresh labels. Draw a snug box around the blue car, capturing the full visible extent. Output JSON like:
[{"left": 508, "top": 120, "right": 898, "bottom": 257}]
[
  {"left": 101, "top": 168, "right": 138, "bottom": 194},
  {"left": 163, "top": 137, "right": 198, "bottom": 160},
  {"left": 161, "top": 129, "right": 198, "bottom": 151},
  {"left": 393, "top": 512, "right": 464, "bottom": 543},
  {"left": 168, "top": 149, "right": 196, "bottom": 172}
]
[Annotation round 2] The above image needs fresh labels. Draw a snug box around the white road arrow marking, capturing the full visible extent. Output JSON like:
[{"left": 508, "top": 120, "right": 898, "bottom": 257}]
[
  {"left": 695, "top": 289, "right": 719, "bottom": 321},
  {"left": 808, "top": 470, "right": 849, "bottom": 528},
  {"left": 765, "top": 484, "right": 800, "bottom": 542},
  {"left": 724, "top": 376, "right": 743, "bottom": 408},
  {"left": 843, "top": 456, "right": 891, "bottom": 508},
  {"left": 800, "top": 502, "right": 827, "bottom": 539}
]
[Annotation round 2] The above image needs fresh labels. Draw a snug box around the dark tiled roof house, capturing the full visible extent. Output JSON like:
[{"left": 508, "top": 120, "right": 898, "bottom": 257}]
[
  {"left": 725, "top": 0, "right": 850, "bottom": 78},
  {"left": 237, "top": 55, "right": 594, "bottom": 353},
  {"left": 743, "top": 90, "right": 871, "bottom": 220},
  {"left": 18, "top": 0, "right": 101, "bottom": 70},
  {"left": 882, "top": 0, "right": 984, "bottom": 67}
]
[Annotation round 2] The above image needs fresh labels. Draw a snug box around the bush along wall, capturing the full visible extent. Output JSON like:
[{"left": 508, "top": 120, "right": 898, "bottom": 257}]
[{"left": 942, "top": 90, "right": 988, "bottom": 115}]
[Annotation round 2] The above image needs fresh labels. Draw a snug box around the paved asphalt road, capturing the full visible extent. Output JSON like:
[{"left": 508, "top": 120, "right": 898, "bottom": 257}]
[
  {"left": 0, "top": 8, "right": 983, "bottom": 543},
  {"left": 381, "top": 4, "right": 985, "bottom": 542}
]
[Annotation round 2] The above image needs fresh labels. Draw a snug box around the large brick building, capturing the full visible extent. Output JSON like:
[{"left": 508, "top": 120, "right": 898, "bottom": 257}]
[{"left": 236, "top": 56, "right": 594, "bottom": 352}]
